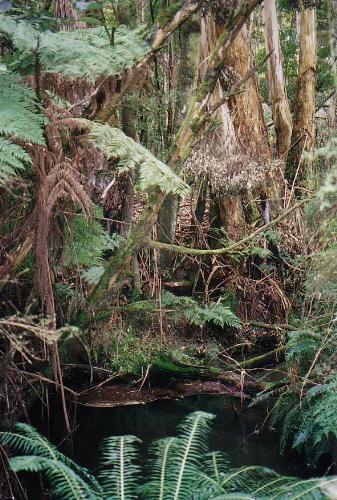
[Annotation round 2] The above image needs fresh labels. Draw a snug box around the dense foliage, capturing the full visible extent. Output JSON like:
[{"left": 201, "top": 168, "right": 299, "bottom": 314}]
[{"left": 0, "top": 0, "right": 336, "bottom": 496}]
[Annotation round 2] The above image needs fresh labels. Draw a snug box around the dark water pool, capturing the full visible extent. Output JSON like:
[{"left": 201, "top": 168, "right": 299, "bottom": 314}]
[
  {"left": 58, "top": 394, "right": 307, "bottom": 477},
  {"left": 23, "top": 393, "right": 313, "bottom": 498}
]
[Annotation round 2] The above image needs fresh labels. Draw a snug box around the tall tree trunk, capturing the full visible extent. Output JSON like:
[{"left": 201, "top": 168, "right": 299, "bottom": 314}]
[
  {"left": 288, "top": 2, "right": 317, "bottom": 188},
  {"left": 54, "top": 0, "right": 85, "bottom": 30},
  {"left": 329, "top": 0, "right": 337, "bottom": 90},
  {"left": 198, "top": 12, "right": 246, "bottom": 239},
  {"left": 120, "top": 101, "right": 142, "bottom": 292},
  {"left": 157, "top": 16, "right": 192, "bottom": 270},
  {"left": 120, "top": 102, "right": 137, "bottom": 238},
  {"left": 262, "top": 0, "right": 292, "bottom": 160},
  {"left": 221, "top": 25, "right": 270, "bottom": 159},
  {"left": 195, "top": 5, "right": 271, "bottom": 238}
]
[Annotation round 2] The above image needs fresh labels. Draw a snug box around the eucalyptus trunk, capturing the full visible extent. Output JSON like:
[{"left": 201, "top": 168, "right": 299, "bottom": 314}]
[
  {"left": 200, "top": 5, "right": 271, "bottom": 238},
  {"left": 262, "top": 0, "right": 292, "bottom": 160},
  {"left": 199, "top": 12, "right": 246, "bottom": 238},
  {"left": 288, "top": 2, "right": 317, "bottom": 187},
  {"left": 54, "top": 0, "right": 85, "bottom": 29}
]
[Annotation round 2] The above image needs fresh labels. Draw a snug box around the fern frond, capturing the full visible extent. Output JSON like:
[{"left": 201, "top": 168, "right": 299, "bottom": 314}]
[
  {"left": 0, "top": 72, "right": 45, "bottom": 185},
  {"left": 194, "top": 452, "right": 230, "bottom": 498},
  {"left": 286, "top": 329, "right": 326, "bottom": 371},
  {"left": 151, "top": 411, "right": 215, "bottom": 500},
  {"left": 98, "top": 435, "right": 142, "bottom": 499},
  {"left": 9, "top": 456, "right": 100, "bottom": 500},
  {"left": 0, "top": 73, "right": 45, "bottom": 144},
  {"left": 0, "top": 137, "right": 29, "bottom": 185},
  {"left": 85, "top": 122, "right": 189, "bottom": 196},
  {"left": 0, "top": 15, "right": 149, "bottom": 82},
  {"left": 2, "top": 418, "right": 337, "bottom": 499},
  {"left": 62, "top": 209, "right": 116, "bottom": 268},
  {"left": 162, "top": 292, "right": 242, "bottom": 330},
  {"left": 141, "top": 437, "right": 178, "bottom": 500},
  {"left": 0, "top": 423, "right": 101, "bottom": 495}
]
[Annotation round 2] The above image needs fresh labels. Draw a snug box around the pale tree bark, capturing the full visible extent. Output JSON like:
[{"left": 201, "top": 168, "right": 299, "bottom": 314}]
[
  {"left": 288, "top": 2, "right": 317, "bottom": 187},
  {"left": 222, "top": 23, "right": 271, "bottom": 232},
  {"left": 262, "top": 0, "right": 292, "bottom": 160},
  {"left": 329, "top": 0, "right": 337, "bottom": 93},
  {"left": 222, "top": 24, "right": 270, "bottom": 158}
]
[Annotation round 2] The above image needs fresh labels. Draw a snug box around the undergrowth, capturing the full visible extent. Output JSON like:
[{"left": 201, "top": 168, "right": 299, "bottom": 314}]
[{"left": 253, "top": 159, "right": 337, "bottom": 466}]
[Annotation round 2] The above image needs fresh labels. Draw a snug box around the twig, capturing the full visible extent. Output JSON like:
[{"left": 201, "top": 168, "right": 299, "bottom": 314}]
[
  {"left": 79, "top": 372, "right": 122, "bottom": 395},
  {"left": 13, "top": 369, "right": 78, "bottom": 398}
]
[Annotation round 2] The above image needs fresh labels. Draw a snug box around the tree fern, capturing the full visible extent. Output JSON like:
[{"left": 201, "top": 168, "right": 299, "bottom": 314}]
[
  {"left": 85, "top": 122, "right": 189, "bottom": 196},
  {"left": 0, "top": 72, "right": 45, "bottom": 185},
  {"left": 0, "top": 15, "right": 149, "bottom": 82},
  {"left": 98, "top": 435, "right": 142, "bottom": 500}
]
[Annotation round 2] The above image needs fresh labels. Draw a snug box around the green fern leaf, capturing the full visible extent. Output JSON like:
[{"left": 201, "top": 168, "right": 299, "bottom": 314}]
[
  {"left": 98, "top": 435, "right": 142, "bottom": 499},
  {"left": 156, "top": 411, "right": 215, "bottom": 500},
  {"left": 0, "top": 423, "right": 101, "bottom": 495},
  {"left": 85, "top": 122, "right": 189, "bottom": 196},
  {"left": 0, "top": 72, "right": 45, "bottom": 185},
  {"left": 142, "top": 437, "right": 178, "bottom": 500},
  {"left": 0, "top": 15, "right": 149, "bottom": 82},
  {"left": 9, "top": 456, "right": 99, "bottom": 500}
]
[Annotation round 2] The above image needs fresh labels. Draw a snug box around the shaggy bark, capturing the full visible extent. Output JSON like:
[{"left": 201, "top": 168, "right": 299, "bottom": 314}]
[
  {"left": 199, "top": 12, "right": 246, "bottom": 239},
  {"left": 262, "top": 0, "right": 292, "bottom": 160}
]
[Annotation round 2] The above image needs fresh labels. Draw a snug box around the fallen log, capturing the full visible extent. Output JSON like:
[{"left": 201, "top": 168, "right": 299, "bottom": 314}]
[{"left": 151, "top": 354, "right": 264, "bottom": 393}]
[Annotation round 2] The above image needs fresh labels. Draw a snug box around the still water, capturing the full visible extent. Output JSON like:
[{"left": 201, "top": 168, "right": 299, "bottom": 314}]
[{"left": 64, "top": 394, "right": 306, "bottom": 477}]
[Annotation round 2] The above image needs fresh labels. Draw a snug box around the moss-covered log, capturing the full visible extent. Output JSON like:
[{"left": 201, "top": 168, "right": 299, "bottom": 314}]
[{"left": 151, "top": 351, "right": 283, "bottom": 391}]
